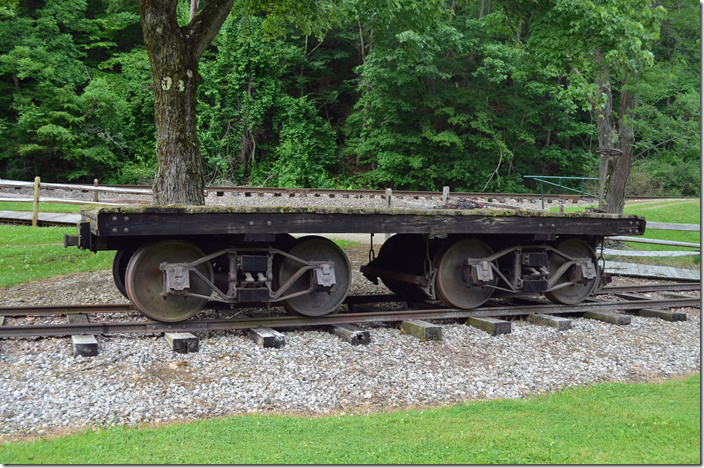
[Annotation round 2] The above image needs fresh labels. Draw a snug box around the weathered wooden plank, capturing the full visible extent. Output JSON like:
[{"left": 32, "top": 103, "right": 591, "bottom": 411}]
[
  {"left": 635, "top": 308, "right": 687, "bottom": 322},
  {"left": 607, "top": 236, "right": 700, "bottom": 248},
  {"left": 646, "top": 221, "right": 700, "bottom": 232},
  {"left": 604, "top": 261, "right": 700, "bottom": 281},
  {"left": 90, "top": 210, "right": 645, "bottom": 238},
  {"left": 165, "top": 332, "right": 199, "bottom": 353},
  {"left": 528, "top": 314, "right": 572, "bottom": 331},
  {"left": 584, "top": 311, "right": 631, "bottom": 325},
  {"left": 0, "top": 211, "right": 81, "bottom": 226},
  {"left": 465, "top": 317, "right": 511, "bottom": 336},
  {"left": 660, "top": 292, "right": 693, "bottom": 300},
  {"left": 400, "top": 320, "right": 442, "bottom": 341},
  {"left": 602, "top": 248, "right": 700, "bottom": 257}
]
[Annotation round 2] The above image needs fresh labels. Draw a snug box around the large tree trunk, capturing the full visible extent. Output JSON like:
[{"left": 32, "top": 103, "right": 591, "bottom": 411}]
[
  {"left": 140, "top": 0, "right": 233, "bottom": 205},
  {"left": 592, "top": 52, "right": 617, "bottom": 211},
  {"left": 149, "top": 42, "right": 204, "bottom": 205},
  {"left": 591, "top": 52, "right": 637, "bottom": 214},
  {"left": 605, "top": 89, "right": 637, "bottom": 214}
]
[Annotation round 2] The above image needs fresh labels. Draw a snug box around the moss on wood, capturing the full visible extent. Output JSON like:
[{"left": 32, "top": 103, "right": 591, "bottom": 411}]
[{"left": 84, "top": 204, "right": 644, "bottom": 222}]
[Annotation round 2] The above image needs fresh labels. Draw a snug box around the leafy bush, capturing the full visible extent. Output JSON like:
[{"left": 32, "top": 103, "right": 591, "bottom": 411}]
[{"left": 628, "top": 157, "right": 700, "bottom": 197}]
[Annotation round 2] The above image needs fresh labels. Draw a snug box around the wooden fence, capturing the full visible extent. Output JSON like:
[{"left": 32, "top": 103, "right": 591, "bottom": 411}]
[{"left": 0, "top": 177, "right": 150, "bottom": 226}]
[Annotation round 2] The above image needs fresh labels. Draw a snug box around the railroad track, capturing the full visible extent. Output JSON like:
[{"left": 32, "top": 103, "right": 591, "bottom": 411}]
[
  {"left": 0, "top": 283, "right": 698, "bottom": 339},
  {"left": 97, "top": 184, "right": 694, "bottom": 202},
  {"left": 0, "top": 283, "right": 698, "bottom": 318}
]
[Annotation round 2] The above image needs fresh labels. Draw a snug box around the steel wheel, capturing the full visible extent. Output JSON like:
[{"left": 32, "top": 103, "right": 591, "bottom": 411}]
[
  {"left": 277, "top": 236, "right": 351, "bottom": 316},
  {"left": 434, "top": 238, "right": 496, "bottom": 309},
  {"left": 375, "top": 234, "right": 429, "bottom": 299},
  {"left": 112, "top": 247, "right": 137, "bottom": 299},
  {"left": 544, "top": 239, "right": 598, "bottom": 305},
  {"left": 125, "top": 240, "right": 213, "bottom": 322}
]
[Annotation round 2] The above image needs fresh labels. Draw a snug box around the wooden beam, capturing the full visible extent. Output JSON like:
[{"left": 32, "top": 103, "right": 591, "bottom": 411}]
[
  {"left": 31, "top": 176, "right": 40, "bottom": 227},
  {"left": 602, "top": 249, "right": 700, "bottom": 257},
  {"left": 646, "top": 221, "right": 700, "bottom": 232},
  {"left": 0, "top": 179, "right": 151, "bottom": 195},
  {"left": 607, "top": 236, "right": 699, "bottom": 248}
]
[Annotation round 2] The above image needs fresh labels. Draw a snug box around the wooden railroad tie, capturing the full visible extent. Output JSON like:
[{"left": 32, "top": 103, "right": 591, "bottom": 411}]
[
  {"left": 330, "top": 324, "right": 371, "bottom": 345},
  {"left": 527, "top": 314, "right": 572, "bottom": 331},
  {"left": 465, "top": 317, "right": 511, "bottom": 336},
  {"left": 67, "top": 314, "right": 98, "bottom": 357},
  {"left": 634, "top": 308, "right": 687, "bottom": 322},
  {"left": 614, "top": 292, "right": 689, "bottom": 321},
  {"left": 400, "top": 320, "right": 443, "bottom": 341},
  {"left": 165, "top": 332, "right": 199, "bottom": 353},
  {"left": 583, "top": 311, "right": 631, "bottom": 325},
  {"left": 249, "top": 327, "right": 285, "bottom": 348}
]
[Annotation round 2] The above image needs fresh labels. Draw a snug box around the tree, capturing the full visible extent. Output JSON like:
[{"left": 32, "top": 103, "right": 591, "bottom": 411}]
[
  {"left": 514, "top": 0, "right": 665, "bottom": 213},
  {"left": 139, "top": 0, "right": 234, "bottom": 205},
  {"left": 139, "top": 0, "right": 336, "bottom": 204}
]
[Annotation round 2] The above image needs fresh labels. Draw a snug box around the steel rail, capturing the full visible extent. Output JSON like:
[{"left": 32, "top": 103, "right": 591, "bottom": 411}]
[
  {"left": 597, "top": 283, "right": 701, "bottom": 294},
  {"left": 97, "top": 184, "right": 696, "bottom": 202},
  {"left": 0, "top": 297, "right": 698, "bottom": 338},
  {"left": 0, "top": 303, "right": 133, "bottom": 316},
  {"left": 0, "top": 283, "right": 697, "bottom": 317}
]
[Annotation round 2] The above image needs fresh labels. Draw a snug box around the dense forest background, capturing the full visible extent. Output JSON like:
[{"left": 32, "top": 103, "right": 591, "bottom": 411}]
[{"left": 0, "top": 0, "right": 699, "bottom": 195}]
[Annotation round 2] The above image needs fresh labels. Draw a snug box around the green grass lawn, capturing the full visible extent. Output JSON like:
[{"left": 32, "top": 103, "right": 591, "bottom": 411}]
[
  {"left": 0, "top": 225, "right": 114, "bottom": 287},
  {"left": 0, "top": 374, "right": 699, "bottom": 464},
  {"left": 0, "top": 201, "right": 90, "bottom": 213}
]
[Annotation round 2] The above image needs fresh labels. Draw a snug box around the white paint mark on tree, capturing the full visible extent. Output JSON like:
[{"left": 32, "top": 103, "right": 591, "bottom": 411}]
[{"left": 161, "top": 76, "right": 172, "bottom": 91}]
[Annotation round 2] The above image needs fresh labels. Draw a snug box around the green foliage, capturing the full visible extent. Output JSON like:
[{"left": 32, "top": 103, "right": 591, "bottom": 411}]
[
  {"left": 0, "top": 374, "right": 699, "bottom": 464},
  {"left": 0, "top": 0, "right": 697, "bottom": 194},
  {"left": 198, "top": 14, "right": 338, "bottom": 187},
  {"left": 0, "top": 0, "right": 146, "bottom": 183}
]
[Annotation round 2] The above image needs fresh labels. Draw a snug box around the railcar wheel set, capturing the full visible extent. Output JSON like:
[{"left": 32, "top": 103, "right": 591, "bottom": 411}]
[{"left": 64, "top": 206, "right": 646, "bottom": 323}]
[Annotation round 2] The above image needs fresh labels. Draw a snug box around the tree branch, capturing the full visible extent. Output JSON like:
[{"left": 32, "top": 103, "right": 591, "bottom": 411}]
[
  {"left": 189, "top": 0, "right": 235, "bottom": 59},
  {"left": 633, "top": 138, "right": 676, "bottom": 159}
]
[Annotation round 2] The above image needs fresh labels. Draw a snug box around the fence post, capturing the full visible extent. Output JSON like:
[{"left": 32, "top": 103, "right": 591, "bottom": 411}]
[
  {"left": 385, "top": 188, "right": 392, "bottom": 208},
  {"left": 93, "top": 179, "right": 99, "bottom": 203},
  {"left": 442, "top": 186, "right": 450, "bottom": 204},
  {"left": 32, "top": 176, "right": 40, "bottom": 227}
]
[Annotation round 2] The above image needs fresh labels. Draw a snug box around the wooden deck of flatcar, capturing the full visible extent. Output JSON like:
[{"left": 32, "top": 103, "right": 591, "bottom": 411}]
[{"left": 80, "top": 205, "right": 646, "bottom": 240}]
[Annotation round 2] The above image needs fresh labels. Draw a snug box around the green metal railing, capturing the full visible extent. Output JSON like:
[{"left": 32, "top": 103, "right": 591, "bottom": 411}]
[{"left": 523, "top": 175, "right": 599, "bottom": 209}]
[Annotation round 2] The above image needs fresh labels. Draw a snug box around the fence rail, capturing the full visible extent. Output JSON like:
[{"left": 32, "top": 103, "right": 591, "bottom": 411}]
[
  {"left": 605, "top": 220, "right": 700, "bottom": 266},
  {"left": 0, "top": 177, "right": 150, "bottom": 226}
]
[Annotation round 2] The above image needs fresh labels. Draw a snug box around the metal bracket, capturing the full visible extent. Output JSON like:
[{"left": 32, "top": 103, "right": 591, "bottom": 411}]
[
  {"left": 579, "top": 259, "right": 597, "bottom": 281},
  {"left": 161, "top": 263, "right": 190, "bottom": 296},
  {"left": 465, "top": 259, "right": 494, "bottom": 286},
  {"left": 315, "top": 263, "right": 336, "bottom": 289}
]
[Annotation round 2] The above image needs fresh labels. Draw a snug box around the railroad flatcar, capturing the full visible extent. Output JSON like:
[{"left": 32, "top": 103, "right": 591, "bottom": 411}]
[{"left": 64, "top": 205, "right": 646, "bottom": 322}]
